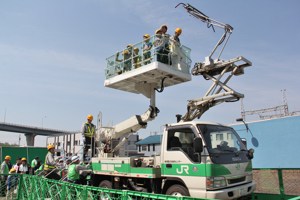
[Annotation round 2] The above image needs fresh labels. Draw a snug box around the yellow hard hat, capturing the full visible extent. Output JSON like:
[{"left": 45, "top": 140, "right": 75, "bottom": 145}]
[
  {"left": 122, "top": 50, "right": 129, "bottom": 55},
  {"left": 155, "top": 29, "right": 162, "bottom": 34},
  {"left": 161, "top": 24, "right": 168, "bottom": 29},
  {"left": 175, "top": 28, "right": 182, "bottom": 35},
  {"left": 47, "top": 144, "right": 55, "bottom": 150},
  {"left": 134, "top": 47, "right": 139, "bottom": 51},
  {"left": 87, "top": 115, "right": 93, "bottom": 120},
  {"left": 143, "top": 34, "right": 150, "bottom": 38},
  {"left": 21, "top": 158, "right": 27, "bottom": 162},
  {"left": 127, "top": 44, "right": 133, "bottom": 48},
  {"left": 10, "top": 168, "right": 16, "bottom": 173},
  {"left": 5, "top": 156, "right": 11, "bottom": 161}
]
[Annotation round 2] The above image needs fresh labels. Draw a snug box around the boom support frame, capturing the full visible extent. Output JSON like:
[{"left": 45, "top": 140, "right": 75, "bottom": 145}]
[{"left": 180, "top": 56, "right": 252, "bottom": 122}]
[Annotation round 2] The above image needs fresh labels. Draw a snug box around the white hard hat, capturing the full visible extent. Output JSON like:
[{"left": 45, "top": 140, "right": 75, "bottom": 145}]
[{"left": 71, "top": 156, "right": 80, "bottom": 162}]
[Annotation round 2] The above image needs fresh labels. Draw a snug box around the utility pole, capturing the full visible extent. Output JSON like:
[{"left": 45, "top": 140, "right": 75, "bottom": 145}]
[
  {"left": 18, "top": 134, "right": 21, "bottom": 146},
  {"left": 281, "top": 89, "right": 289, "bottom": 116}
]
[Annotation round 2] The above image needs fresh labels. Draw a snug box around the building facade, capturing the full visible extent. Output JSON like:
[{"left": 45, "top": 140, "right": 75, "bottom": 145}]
[
  {"left": 230, "top": 115, "right": 300, "bottom": 168},
  {"left": 135, "top": 135, "right": 163, "bottom": 157}
]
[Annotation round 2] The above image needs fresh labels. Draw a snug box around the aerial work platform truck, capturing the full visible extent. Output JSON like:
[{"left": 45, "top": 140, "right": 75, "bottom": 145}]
[{"left": 89, "top": 3, "right": 256, "bottom": 200}]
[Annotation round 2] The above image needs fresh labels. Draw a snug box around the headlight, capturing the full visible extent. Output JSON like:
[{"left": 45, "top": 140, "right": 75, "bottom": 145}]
[
  {"left": 246, "top": 173, "right": 253, "bottom": 182},
  {"left": 207, "top": 177, "right": 227, "bottom": 189}
]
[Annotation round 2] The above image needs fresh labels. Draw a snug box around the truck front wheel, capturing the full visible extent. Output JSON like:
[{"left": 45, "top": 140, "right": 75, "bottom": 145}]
[{"left": 165, "top": 185, "right": 190, "bottom": 197}]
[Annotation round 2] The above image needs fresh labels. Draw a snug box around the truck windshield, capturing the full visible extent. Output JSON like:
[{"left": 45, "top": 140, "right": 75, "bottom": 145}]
[{"left": 197, "top": 124, "right": 246, "bottom": 155}]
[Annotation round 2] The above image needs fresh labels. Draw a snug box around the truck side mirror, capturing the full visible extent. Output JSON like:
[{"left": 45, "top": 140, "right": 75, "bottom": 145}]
[
  {"left": 241, "top": 138, "right": 247, "bottom": 148},
  {"left": 247, "top": 148, "right": 254, "bottom": 159},
  {"left": 193, "top": 137, "right": 203, "bottom": 153}
]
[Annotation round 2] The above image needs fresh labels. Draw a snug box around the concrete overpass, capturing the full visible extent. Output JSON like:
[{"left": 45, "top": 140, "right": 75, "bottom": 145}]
[{"left": 0, "top": 122, "right": 78, "bottom": 146}]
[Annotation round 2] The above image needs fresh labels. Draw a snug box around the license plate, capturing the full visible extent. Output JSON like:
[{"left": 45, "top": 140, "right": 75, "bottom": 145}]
[{"left": 239, "top": 187, "right": 247, "bottom": 196}]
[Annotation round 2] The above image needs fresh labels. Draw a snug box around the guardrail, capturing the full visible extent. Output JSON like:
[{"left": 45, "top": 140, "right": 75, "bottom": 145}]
[{"left": 105, "top": 34, "right": 192, "bottom": 80}]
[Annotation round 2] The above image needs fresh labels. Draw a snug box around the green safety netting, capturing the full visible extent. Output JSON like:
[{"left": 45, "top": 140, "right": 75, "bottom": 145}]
[
  {"left": 0, "top": 173, "right": 211, "bottom": 200},
  {"left": 0, "top": 169, "right": 299, "bottom": 200}
]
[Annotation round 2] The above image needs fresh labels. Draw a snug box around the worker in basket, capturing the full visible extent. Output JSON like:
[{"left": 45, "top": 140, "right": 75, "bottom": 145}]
[{"left": 81, "top": 115, "right": 96, "bottom": 161}]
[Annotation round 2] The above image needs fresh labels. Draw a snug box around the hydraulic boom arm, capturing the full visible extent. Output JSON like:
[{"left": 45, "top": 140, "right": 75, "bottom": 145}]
[{"left": 175, "top": 3, "right": 252, "bottom": 122}]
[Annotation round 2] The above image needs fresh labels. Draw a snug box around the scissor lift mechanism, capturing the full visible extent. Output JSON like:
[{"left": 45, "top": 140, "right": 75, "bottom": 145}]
[{"left": 176, "top": 3, "right": 252, "bottom": 121}]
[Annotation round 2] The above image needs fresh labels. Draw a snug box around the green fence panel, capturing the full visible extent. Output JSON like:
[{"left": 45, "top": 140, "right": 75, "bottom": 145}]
[
  {"left": 1, "top": 147, "right": 47, "bottom": 167},
  {"left": 1, "top": 169, "right": 299, "bottom": 200},
  {"left": 11, "top": 174, "right": 213, "bottom": 200},
  {"left": 2, "top": 147, "right": 28, "bottom": 165},
  {"left": 27, "top": 147, "right": 48, "bottom": 166},
  {"left": 253, "top": 168, "right": 300, "bottom": 200}
]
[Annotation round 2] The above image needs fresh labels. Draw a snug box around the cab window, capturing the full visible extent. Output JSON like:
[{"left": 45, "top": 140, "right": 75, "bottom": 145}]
[{"left": 167, "top": 128, "right": 199, "bottom": 162}]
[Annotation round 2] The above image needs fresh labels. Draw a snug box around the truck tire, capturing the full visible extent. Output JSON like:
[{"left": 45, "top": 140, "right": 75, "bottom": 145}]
[
  {"left": 98, "top": 180, "right": 113, "bottom": 200},
  {"left": 99, "top": 180, "right": 112, "bottom": 189},
  {"left": 165, "top": 185, "right": 190, "bottom": 197}
]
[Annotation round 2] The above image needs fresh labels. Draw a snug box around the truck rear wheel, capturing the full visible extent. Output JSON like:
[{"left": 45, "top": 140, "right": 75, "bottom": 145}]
[
  {"left": 98, "top": 180, "right": 113, "bottom": 200},
  {"left": 99, "top": 180, "right": 112, "bottom": 189},
  {"left": 165, "top": 185, "right": 190, "bottom": 197}
]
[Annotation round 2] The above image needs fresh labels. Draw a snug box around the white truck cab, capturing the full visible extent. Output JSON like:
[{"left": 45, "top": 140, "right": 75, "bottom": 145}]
[{"left": 159, "top": 121, "right": 255, "bottom": 199}]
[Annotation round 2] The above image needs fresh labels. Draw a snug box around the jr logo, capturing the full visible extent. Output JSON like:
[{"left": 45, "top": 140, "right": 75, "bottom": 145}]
[{"left": 176, "top": 165, "right": 189, "bottom": 174}]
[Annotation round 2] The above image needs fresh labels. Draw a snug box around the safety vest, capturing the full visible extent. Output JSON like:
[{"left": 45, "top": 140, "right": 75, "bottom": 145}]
[
  {"left": 68, "top": 164, "right": 79, "bottom": 180},
  {"left": 2, "top": 162, "right": 9, "bottom": 174},
  {"left": 44, "top": 152, "right": 55, "bottom": 171},
  {"left": 31, "top": 159, "right": 36, "bottom": 167},
  {"left": 84, "top": 122, "right": 95, "bottom": 136}
]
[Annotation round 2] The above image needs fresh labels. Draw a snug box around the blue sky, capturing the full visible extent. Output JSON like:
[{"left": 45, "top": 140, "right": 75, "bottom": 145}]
[{"left": 1, "top": 1, "right": 299, "bottom": 146}]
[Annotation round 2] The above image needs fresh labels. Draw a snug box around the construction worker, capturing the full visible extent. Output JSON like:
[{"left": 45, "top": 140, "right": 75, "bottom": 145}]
[
  {"left": 142, "top": 34, "right": 152, "bottom": 65},
  {"left": 0, "top": 155, "right": 11, "bottom": 197},
  {"left": 44, "top": 144, "right": 61, "bottom": 180},
  {"left": 116, "top": 50, "right": 132, "bottom": 72},
  {"left": 169, "top": 28, "right": 182, "bottom": 61},
  {"left": 154, "top": 29, "right": 166, "bottom": 63},
  {"left": 67, "top": 156, "right": 90, "bottom": 184},
  {"left": 160, "top": 24, "right": 170, "bottom": 38},
  {"left": 133, "top": 47, "right": 141, "bottom": 68},
  {"left": 81, "top": 115, "right": 96, "bottom": 161},
  {"left": 30, "top": 156, "right": 39, "bottom": 175},
  {"left": 160, "top": 24, "right": 171, "bottom": 64},
  {"left": 18, "top": 158, "right": 29, "bottom": 174},
  {"left": 64, "top": 158, "right": 72, "bottom": 169},
  {"left": 12, "top": 157, "right": 21, "bottom": 173},
  {"left": 170, "top": 28, "right": 182, "bottom": 44},
  {"left": 6, "top": 168, "right": 18, "bottom": 199},
  {"left": 126, "top": 44, "right": 133, "bottom": 57}
]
